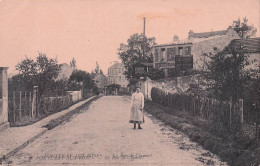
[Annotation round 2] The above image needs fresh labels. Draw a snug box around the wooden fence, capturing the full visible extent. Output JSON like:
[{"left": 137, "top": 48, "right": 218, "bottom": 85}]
[
  {"left": 8, "top": 89, "right": 81, "bottom": 125},
  {"left": 151, "top": 87, "right": 243, "bottom": 133}
]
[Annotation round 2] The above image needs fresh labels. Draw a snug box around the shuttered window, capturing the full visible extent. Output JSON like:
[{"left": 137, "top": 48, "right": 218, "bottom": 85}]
[
  {"left": 184, "top": 46, "right": 191, "bottom": 55},
  {"left": 155, "top": 49, "right": 159, "bottom": 62},
  {"left": 167, "top": 47, "right": 177, "bottom": 60}
]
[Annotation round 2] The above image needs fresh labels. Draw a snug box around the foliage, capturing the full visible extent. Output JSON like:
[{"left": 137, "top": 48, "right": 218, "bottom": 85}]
[
  {"left": 69, "top": 70, "right": 99, "bottom": 97},
  {"left": 204, "top": 47, "right": 252, "bottom": 102},
  {"left": 70, "top": 57, "right": 77, "bottom": 70},
  {"left": 14, "top": 52, "right": 60, "bottom": 97},
  {"left": 117, "top": 33, "right": 156, "bottom": 79},
  {"left": 232, "top": 17, "right": 257, "bottom": 39}
]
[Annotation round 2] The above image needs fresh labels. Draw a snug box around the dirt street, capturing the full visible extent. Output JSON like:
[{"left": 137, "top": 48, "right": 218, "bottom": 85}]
[{"left": 6, "top": 96, "right": 226, "bottom": 166}]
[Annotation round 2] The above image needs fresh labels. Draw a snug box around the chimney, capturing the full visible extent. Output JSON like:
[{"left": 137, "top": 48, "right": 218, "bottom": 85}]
[
  {"left": 173, "top": 35, "right": 179, "bottom": 42},
  {"left": 188, "top": 30, "right": 194, "bottom": 39}
]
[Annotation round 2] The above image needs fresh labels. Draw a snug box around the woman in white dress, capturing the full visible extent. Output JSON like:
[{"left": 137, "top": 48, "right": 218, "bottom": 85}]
[{"left": 129, "top": 86, "right": 144, "bottom": 129}]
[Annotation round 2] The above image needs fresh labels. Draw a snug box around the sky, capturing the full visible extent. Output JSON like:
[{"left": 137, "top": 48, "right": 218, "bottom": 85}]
[{"left": 0, "top": 0, "right": 259, "bottom": 75}]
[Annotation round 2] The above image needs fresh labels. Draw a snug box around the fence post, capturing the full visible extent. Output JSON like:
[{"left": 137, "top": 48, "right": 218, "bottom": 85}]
[
  {"left": 29, "top": 92, "right": 32, "bottom": 117},
  {"left": 229, "top": 97, "right": 232, "bottom": 131},
  {"left": 13, "top": 91, "right": 16, "bottom": 123},
  {"left": 32, "top": 87, "right": 37, "bottom": 118},
  {"left": 24, "top": 92, "right": 27, "bottom": 116},
  {"left": 19, "top": 91, "right": 22, "bottom": 119},
  {"left": 255, "top": 103, "right": 259, "bottom": 141},
  {"left": 239, "top": 99, "right": 243, "bottom": 124}
]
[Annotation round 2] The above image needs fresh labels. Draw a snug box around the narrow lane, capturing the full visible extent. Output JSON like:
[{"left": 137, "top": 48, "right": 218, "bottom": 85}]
[{"left": 7, "top": 96, "right": 225, "bottom": 166}]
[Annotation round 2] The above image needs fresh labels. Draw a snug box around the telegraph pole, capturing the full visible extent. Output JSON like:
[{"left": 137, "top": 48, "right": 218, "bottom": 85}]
[{"left": 143, "top": 18, "right": 146, "bottom": 36}]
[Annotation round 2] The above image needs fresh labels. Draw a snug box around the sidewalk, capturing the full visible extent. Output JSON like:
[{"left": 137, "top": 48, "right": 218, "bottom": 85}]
[{"left": 0, "top": 96, "right": 96, "bottom": 163}]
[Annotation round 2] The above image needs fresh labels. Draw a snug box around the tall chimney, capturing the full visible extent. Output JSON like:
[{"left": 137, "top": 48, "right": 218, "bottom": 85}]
[{"left": 143, "top": 18, "right": 146, "bottom": 36}]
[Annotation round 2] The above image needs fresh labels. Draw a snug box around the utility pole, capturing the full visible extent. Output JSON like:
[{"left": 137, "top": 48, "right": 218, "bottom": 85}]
[
  {"left": 143, "top": 18, "right": 146, "bottom": 36},
  {"left": 142, "top": 17, "right": 146, "bottom": 61}
]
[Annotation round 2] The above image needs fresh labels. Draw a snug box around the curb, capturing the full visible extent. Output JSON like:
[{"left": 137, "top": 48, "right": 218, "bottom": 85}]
[
  {"left": 0, "top": 129, "right": 47, "bottom": 164},
  {"left": 0, "top": 96, "right": 98, "bottom": 164}
]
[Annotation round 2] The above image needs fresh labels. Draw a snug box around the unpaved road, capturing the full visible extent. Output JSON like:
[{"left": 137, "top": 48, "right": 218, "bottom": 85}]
[{"left": 6, "top": 96, "right": 226, "bottom": 166}]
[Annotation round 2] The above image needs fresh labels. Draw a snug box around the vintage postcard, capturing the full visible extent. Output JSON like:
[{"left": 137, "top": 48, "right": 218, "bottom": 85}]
[{"left": 0, "top": 0, "right": 259, "bottom": 165}]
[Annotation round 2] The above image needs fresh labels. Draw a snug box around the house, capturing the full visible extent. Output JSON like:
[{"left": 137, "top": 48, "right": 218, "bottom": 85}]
[
  {"left": 0, "top": 67, "right": 9, "bottom": 130},
  {"left": 222, "top": 37, "right": 260, "bottom": 70},
  {"left": 93, "top": 73, "right": 109, "bottom": 93},
  {"left": 133, "top": 62, "right": 153, "bottom": 75},
  {"left": 56, "top": 63, "right": 74, "bottom": 80},
  {"left": 107, "top": 62, "right": 129, "bottom": 87},
  {"left": 152, "top": 27, "right": 240, "bottom": 76}
]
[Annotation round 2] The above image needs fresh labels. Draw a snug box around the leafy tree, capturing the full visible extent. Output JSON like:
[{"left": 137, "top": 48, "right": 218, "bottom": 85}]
[
  {"left": 70, "top": 57, "right": 77, "bottom": 70},
  {"left": 206, "top": 46, "right": 252, "bottom": 102},
  {"left": 14, "top": 52, "right": 60, "bottom": 96},
  {"left": 117, "top": 33, "right": 156, "bottom": 79},
  {"left": 69, "top": 70, "right": 98, "bottom": 97},
  {"left": 232, "top": 17, "right": 257, "bottom": 39}
]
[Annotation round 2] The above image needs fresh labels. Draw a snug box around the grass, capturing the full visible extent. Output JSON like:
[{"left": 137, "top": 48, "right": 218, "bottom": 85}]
[
  {"left": 43, "top": 96, "right": 99, "bottom": 130},
  {"left": 144, "top": 100, "right": 260, "bottom": 166}
]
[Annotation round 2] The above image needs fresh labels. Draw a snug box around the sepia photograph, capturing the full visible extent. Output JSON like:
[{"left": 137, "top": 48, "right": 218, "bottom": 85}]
[{"left": 0, "top": 0, "right": 259, "bottom": 165}]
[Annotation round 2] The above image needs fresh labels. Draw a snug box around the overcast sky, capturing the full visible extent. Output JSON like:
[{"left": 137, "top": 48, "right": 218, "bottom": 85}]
[{"left": 0, "top": 0, "right": 259, "bottom": 75}]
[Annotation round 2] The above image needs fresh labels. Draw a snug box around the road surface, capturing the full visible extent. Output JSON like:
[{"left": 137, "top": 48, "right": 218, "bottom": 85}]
[{"left": 6, "top": 96, "right": 226, "bottom": 166}]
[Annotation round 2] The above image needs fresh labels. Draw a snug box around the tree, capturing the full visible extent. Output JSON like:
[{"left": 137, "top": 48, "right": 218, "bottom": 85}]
[
  {"left": 117, "top": 33, "right": 156, "bottom": 79},
  {"left": 232, "top": 17, "right": 257, "bottom": 39},
  {"left": 69, "top": 70, "right": 98, "bottom": 97},
  {"left": 206, "top": 46, "right": 252, "bottom": 102},
  {"left": 15, "top": 52, "right": 60, "bottom": 96},
  {"left": 70, "top": 58, "right": 77, "bottom": 70}
]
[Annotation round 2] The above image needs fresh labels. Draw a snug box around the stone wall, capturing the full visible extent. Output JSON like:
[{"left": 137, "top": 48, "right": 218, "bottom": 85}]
[{"left": 140, "top": 75, "right": 200, "bottom": 100}]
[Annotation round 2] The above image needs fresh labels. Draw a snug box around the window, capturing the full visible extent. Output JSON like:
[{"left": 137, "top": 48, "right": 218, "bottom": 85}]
[
  {"left": 155, "top": 49, "right": 159, "bottom": 62},
  {"left": 167, "top": 47, "right": 177, "bottom": 60},
  {"left": 161, "top": 48, "right": 166, "bottom": 61},
  {"left": 184, "top": 46, "right": 191, "bottom": 55},
  {"left": 178, "top": 47, "right": 183, "bottom": 55}
]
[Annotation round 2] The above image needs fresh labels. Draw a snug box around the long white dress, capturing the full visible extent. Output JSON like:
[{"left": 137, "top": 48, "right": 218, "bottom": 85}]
[{"left": 129, "top": 92, "right": 144, "bottom": 124}]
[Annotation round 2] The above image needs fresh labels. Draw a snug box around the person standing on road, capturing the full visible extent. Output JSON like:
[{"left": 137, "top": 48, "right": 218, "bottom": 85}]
[{"left": 129, "top": 86, "right": 144, "bottom": 129}]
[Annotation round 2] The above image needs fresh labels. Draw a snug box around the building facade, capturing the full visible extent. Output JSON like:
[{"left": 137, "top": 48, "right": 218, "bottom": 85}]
[
  {"left": 107, "top": 62, "right": 129, "bottom": 87},
  {"left": 153, "top": 28, "right": 240, "bottom": 76}
]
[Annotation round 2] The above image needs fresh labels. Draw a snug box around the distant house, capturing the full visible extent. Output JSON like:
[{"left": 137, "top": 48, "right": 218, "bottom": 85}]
[
  {"left": 107, "top": 62, "right": 129, "bottom": 87},
  {"left": 0, "top": 67, "right": 9, "bottom": 130},
  {"left": 93, "top": 73, "right": 109, "bottom": 92},
  {"left": 133, "top": 62, "right": 153, "bottom": 75},
  {"left": 152, "top": 27, "right": 240, "bottom": 76},
  {"left": 222, "top": 37, "right": 260, "bottom": 70},
  {"left": 56, "top": 63, "right": 74, "bottom": 80}
]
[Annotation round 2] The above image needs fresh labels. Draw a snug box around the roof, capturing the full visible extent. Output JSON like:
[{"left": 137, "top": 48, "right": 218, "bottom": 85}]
[
  {"left": 155, "top": 35, "right": 224, "bottom": 47},
  {"left": 108, "top": 62, "right": 123, "bottom": 69},
  {"left": 189, "top": 29, "right": 228, "bottom": 38},
  {"left": 155, "top": 28, "right": 236, "bottom": 47},
  {"left": 222, "top": 37, "right": 260, "bottom": 54}
]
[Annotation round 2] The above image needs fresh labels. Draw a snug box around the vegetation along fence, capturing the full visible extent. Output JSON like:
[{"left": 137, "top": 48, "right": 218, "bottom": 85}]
[
  {"left": 151, "top": 87, "right": 248, "bottom": 135},
  {"left": 8, "top": 89, "right": 82, "bottom": 125}
]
